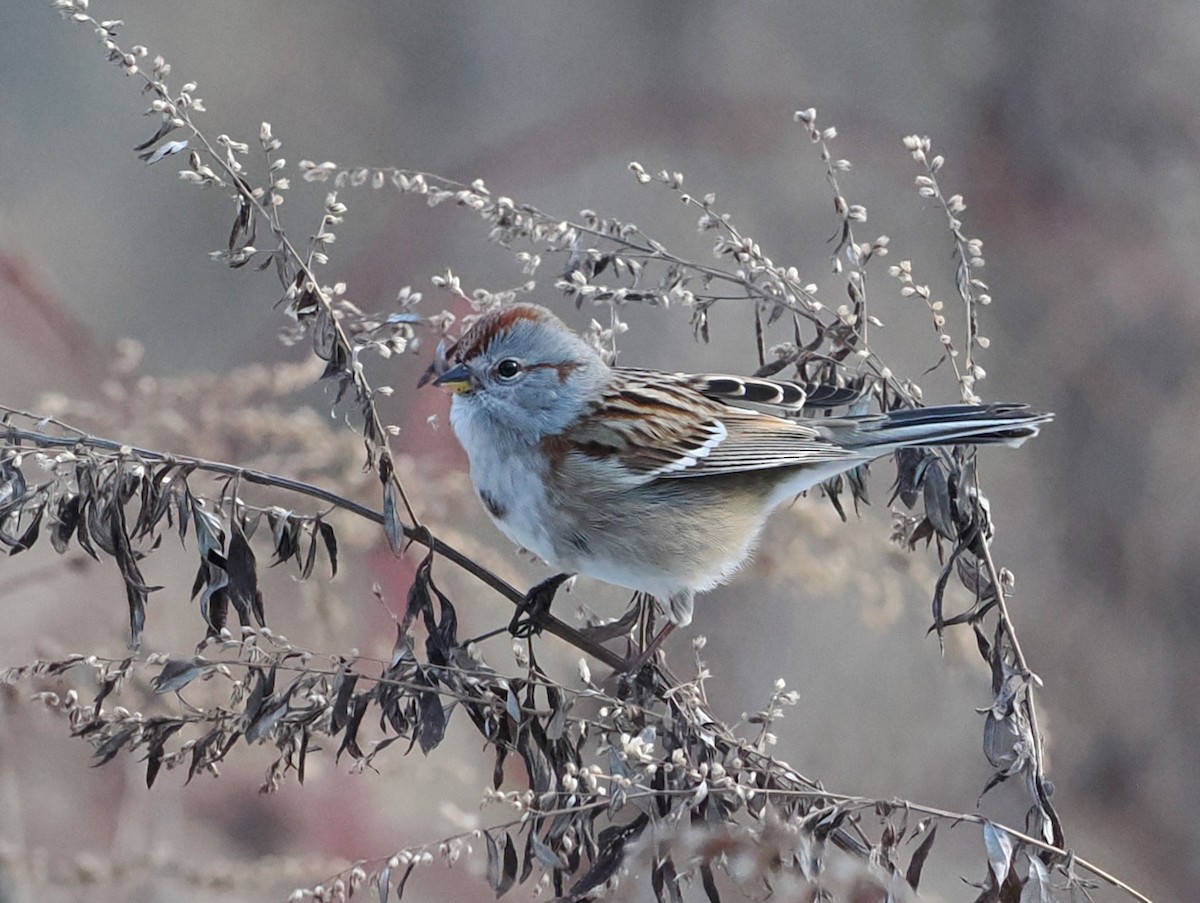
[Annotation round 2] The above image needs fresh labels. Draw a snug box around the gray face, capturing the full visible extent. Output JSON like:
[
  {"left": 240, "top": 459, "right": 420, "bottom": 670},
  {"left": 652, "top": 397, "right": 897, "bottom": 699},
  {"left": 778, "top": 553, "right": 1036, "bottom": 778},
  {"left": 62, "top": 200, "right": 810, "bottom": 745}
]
[{"left": 437, "top": 311, "right": 609, "bottom": 443}]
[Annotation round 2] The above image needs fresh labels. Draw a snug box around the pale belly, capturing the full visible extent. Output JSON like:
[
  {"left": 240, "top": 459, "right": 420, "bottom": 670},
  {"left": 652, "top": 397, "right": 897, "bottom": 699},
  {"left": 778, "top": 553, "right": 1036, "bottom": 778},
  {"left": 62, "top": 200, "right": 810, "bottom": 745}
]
[
  {"left": 453, "top": 406, "right": 770, "bottom": 604},
  {"left": 478, "top": 469, "right": 764, "bottom": 603}
]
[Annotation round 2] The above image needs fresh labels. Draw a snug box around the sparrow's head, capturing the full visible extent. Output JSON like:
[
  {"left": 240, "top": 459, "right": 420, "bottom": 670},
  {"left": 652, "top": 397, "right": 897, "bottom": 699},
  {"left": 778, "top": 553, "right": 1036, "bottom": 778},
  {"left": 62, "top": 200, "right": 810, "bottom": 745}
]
[{"left": 421, "top": 304, "right": 608, "bottom": 440}]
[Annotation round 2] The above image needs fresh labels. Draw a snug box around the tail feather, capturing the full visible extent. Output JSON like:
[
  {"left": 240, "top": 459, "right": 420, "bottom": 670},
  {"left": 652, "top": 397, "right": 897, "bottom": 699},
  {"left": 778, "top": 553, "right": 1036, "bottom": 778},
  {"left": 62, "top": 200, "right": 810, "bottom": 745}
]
[{"left": 834, "top": 403, "right": 1053, "bottom": 451}]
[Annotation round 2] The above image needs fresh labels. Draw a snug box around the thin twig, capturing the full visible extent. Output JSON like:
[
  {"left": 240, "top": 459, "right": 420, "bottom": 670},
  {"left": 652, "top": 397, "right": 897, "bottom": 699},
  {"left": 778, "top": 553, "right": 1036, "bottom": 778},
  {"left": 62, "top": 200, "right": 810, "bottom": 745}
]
[
  {"left": 70, "top": 9, "right": 422, "bottom": 532},
  {"left": 1, "top": 415, "right": 628, "bottom": 671}
]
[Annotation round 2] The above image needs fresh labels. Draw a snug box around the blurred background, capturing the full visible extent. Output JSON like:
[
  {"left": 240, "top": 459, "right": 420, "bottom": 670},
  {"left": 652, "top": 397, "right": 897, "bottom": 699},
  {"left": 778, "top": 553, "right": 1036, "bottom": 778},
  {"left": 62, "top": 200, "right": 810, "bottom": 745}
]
[{"left": 2, "top": 1, "right": 1197, "bottom": 900}]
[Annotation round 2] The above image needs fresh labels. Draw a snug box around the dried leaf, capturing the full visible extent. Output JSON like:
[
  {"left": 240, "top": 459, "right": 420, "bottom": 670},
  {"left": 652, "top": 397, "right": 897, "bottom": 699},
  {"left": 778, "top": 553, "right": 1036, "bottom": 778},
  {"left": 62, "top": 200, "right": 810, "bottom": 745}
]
[
  {"left": 138, "top": 139, "right": 187, "bottom": 165},
  {"left": 376, "top": 863, "right": 391, "bottom": 903},
  {"left": 330, "top": 664, "right": 359, "bottom": 733},
  {"left": 296, "top": 525, "right": 317, "bottom": 580},
  {"left": 144, "top": 721, "right": 184, "bottom": 788},
  {"left": 109, "top": 502, "right": 160, "bottom": 646},
  {"left": 983, "top": 821, "right": 1015, "bottom": 887},
  {"left": 498, "top": 834, "right": 517, "bottom": 898},
  {"left": 415, "top": 673, "right": 446, "bottom": 754},
  {"left": 245, "top": 698, "right": 288, "bottom": 744},
  {"left": 92, "top": 723, "right": 138, "bottom": 767},
  {"left": 8, "top": 501, "right": 44, "bottom": 554},
  {"left": 529, "top": 830, "right": 566, "bottom": 870},
  {"left": 922, "top": 461, "right": 955, "bottom": 540},
  {"left": 651, "top": 856, "right": 682, "bottom": 903},
  {"left": 699, "top": 863, "right": 721, "bottom": 903},
  {"left": 336, "top": 695, "right": 369, "bottom": 762},
  {"left": 518, "top": 719, "right": 553, "bottom": 795},
  {"left": 132, "top": 119, "right": 177, "bottom": 152},
  {"left": 905, "top": 824, "right": 938, "bottom": 890},
  {"left": 383, "top": 482, "right": 403, "bottom": 554},
  {"left": 485, "top": 830, "right": 502, "bottom": 894},
  {"left": 228, "top": 192, "right": 254, "bottom": 252},
  {"left": 1020, "top": 856, "right": 1053, "bottom": 903},
  {"left": 226, "top": 519, "right": 263, "bottom": 627},
  {"left": 546, "top": 686, "right": 572, "bottom": 741},
  {"left": 561, "top": 816, "right": 647, "bottom": 900},
  {"left": 51, "top": 495, "right": 81, "bottom": 553},
  {"left": 267, "top": 509, "right": 298, "bottom": 565},
  {"left": 317, "top": 519, "right": 338, "bottom": 577},
  {"left": 152, "top": 657, "right": 212, "bottom": 694},
  {"left": 394, "top": 862, "right": 415, "bottom": 900}
]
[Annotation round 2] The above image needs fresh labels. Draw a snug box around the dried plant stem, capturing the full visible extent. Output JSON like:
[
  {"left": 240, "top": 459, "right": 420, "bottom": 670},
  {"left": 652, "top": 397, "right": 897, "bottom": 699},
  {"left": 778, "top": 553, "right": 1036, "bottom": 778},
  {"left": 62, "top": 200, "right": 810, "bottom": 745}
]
[
  {"left": 17, "top": 10, "right": 1141, "bottom": 898},
  {"left": 1, "top": 414, "right": 627, "bottom": 671},
  {"left": 64, "top": 7, "right": 421, "bottom": 532},
  {"left": 191, "top": 132, "right": 422, "bottom": 531},
  {"left": 976, "top": 534, "right": 1060, "bottom": 840},
  {"left": 818, "top": 795, "right": 1151, "bottom": 903}
]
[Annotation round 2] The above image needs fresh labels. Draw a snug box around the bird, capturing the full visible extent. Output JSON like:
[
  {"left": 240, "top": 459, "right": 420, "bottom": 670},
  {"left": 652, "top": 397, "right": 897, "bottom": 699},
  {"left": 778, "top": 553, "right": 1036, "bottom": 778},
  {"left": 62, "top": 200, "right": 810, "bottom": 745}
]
[{"left": 421, "top": 302, "right": 1050, "bottom": 648}]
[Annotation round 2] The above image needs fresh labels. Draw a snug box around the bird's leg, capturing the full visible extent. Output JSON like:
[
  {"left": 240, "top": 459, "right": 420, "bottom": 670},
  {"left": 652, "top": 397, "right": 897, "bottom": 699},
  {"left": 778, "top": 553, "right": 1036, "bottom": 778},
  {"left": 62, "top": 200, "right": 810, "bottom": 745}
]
[
  {"left": 623, "top": 620, "right": 677, "bottom": 674},
  {"left": 508, "top": 573, "right": 573, "bottom": 638},
  {"left": 509, "top": 583, "right": 674, "bottom": 675},
  {"left": 617, "top": 595, "right": 678, "bottom": 673}
]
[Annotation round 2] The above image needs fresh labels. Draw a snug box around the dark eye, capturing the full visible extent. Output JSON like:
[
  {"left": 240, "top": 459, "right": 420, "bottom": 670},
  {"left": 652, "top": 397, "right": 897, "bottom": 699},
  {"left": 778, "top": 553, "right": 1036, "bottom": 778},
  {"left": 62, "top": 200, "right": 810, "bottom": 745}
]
[{"left": 495, "top": 359, "right": 522, "bottom": 381}]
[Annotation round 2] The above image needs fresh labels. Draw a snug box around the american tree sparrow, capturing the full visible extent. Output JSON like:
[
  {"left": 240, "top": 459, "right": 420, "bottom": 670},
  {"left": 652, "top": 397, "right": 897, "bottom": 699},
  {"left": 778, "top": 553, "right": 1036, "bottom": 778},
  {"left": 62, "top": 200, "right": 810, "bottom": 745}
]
[{"left": 422, "top": 303, "right": 1050, "bottom": 634}]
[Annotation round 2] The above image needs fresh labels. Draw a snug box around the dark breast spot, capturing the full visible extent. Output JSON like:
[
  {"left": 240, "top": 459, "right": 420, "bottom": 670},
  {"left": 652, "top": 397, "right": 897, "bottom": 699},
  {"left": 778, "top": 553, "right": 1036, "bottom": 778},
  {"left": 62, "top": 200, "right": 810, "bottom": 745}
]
[{"left": 479, "top": 489, "right": 507, "bottom": 520}]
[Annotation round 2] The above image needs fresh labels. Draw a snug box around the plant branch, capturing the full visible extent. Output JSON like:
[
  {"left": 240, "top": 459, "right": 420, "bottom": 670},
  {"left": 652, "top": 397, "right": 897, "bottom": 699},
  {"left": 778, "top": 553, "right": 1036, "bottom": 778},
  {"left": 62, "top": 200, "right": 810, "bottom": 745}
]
[{"left": 1, "top": 411, "right": 628, "bottom": 671}]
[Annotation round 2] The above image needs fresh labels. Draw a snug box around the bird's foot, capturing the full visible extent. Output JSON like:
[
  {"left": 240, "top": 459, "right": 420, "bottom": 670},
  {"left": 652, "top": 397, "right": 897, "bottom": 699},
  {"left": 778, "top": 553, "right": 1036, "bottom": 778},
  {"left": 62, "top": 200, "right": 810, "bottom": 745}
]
[{"left": 508, "top": 573, "right": 573, "bottom": 638}]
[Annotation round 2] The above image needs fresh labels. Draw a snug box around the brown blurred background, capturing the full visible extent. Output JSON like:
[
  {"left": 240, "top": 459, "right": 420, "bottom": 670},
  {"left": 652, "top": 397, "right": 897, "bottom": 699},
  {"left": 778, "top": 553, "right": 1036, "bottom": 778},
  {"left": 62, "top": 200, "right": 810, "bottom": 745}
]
[{"left": 2, "top": 2, "right": 1197, "bottom": 901}]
